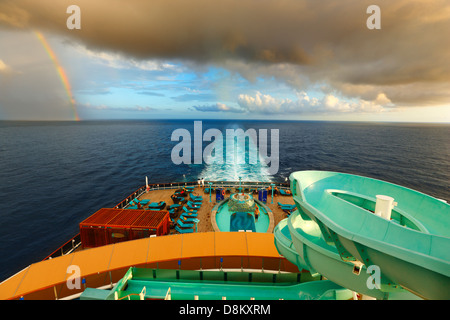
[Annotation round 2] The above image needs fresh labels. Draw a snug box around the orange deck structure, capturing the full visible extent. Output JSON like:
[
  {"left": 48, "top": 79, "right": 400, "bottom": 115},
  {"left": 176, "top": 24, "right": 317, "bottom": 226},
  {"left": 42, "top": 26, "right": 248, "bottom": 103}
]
[
  {"left": 80, "top": 208, "right": 170, "bottom": 248},
  {"left": 0, "top": 232, "right": 298, "bottom": 300}
]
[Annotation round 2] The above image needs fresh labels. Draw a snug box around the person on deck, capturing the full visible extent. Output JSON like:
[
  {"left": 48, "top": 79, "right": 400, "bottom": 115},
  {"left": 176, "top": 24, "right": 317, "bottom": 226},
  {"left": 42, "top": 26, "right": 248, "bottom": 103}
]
[{"left": 254, "top": 206, "right": 260, "bottom": 221}]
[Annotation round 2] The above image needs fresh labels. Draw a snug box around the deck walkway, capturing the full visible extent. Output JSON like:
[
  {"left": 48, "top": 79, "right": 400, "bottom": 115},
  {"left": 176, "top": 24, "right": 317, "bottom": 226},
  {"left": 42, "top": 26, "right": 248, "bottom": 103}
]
[{"left": 136, "top": 186, "right": 295, "bottom": 233}]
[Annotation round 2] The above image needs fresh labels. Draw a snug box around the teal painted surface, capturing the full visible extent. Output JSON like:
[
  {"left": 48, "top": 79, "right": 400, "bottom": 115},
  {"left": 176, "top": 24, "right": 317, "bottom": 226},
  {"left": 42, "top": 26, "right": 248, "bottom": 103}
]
[
  {"left": 122, "top": 278, "right": 351, "bottom": 300},
  {"left": 80, "top": 287, "right": 111, "bottom": 300},
  {"left": 105, "top": 268, "right": 353, "bottom": 300},
  {"left": 274, "top": 213, "right": 419, "bottom": 300},
  {"left": 287, "top": 170, "right": 450, "bottom": 300}
]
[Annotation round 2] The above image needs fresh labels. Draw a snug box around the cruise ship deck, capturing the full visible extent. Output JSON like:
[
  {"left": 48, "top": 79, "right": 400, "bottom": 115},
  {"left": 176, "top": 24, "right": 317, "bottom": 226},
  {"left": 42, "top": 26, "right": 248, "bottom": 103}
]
[
  {"left": 0, "top": 180, "right": 299, "bottom": 300},
  {"left": 134, "top": 185, "right": 294, "bottom": 234}
]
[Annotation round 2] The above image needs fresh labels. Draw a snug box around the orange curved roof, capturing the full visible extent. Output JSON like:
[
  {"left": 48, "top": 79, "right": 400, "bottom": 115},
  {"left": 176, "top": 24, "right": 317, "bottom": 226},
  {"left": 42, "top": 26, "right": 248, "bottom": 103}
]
[{"left": 0, "top": 232, "right": 289, "bottom": 300}]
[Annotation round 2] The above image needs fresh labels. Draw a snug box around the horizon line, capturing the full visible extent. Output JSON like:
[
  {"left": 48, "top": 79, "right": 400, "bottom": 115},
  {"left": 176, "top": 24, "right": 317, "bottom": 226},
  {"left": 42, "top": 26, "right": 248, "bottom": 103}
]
[{"left": 1, "top": 118, "right": 449, "bottom": 125}]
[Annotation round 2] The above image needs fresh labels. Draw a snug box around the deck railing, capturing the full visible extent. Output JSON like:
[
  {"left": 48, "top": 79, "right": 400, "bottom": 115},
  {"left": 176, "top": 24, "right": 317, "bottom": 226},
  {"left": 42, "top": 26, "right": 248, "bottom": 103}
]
[
  {"left": 43, "top": 233, "right": 82, "bottom": 260},
  {"left": 116, "top": 180, "right": 290, "bottom": 209}
]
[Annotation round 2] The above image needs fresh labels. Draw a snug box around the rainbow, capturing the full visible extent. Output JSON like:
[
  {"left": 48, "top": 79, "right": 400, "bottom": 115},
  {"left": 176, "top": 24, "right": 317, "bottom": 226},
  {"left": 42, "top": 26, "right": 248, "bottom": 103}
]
[{"left": 34, "top": 31, "right": 80, "bottom": 121}]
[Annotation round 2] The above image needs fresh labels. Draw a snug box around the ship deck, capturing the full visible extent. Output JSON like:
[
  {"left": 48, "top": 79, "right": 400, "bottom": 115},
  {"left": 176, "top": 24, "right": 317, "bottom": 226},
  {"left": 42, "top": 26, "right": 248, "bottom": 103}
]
[
  {"left": 135, "top": 186, "right": 295, "bottom": 234},
  {"left": 0, "top": 182, "right": 299, "bottom": 300},
  {"left": 42, "top": 180, "right": 295, "bottom": 260}
]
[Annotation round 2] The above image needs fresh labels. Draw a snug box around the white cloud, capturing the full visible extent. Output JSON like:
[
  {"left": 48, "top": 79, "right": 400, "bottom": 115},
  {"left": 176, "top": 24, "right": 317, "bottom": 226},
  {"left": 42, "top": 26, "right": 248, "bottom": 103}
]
[
  {"left": 191, "top": 102, "right": 244, "bottom": 113},
  {"left": 78, "top": 102, "right": 156, "bottom": 112},
  {"left": 76, "top": 46, "right": 180, "bottom": 72},
  {"left": 237, "top": 91, "right": 389, "bottom": 115}
]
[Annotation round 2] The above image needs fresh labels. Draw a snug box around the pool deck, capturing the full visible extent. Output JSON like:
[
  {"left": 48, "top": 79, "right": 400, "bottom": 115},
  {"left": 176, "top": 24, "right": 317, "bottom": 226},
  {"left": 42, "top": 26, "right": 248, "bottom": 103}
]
[{"left": 136, "top": 186, "right": 295, "bottom": 234}]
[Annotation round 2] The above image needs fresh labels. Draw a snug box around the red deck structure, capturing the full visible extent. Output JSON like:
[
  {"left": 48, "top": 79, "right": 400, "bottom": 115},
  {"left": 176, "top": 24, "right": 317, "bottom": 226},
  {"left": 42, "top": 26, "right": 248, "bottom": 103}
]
[{"left": 80, "top": 208, "right": 170, "bottom": 248}]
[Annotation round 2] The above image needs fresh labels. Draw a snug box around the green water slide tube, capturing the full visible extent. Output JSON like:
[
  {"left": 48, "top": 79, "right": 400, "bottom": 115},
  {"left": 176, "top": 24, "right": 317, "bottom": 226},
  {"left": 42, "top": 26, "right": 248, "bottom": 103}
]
[
  {"left": 287, "top": 170, "right": 450, "bottom": 300},
  {"left": 82, "top": 267, "right": 353, "bottom": 300},
  {"left": 274, "top": 215, "right": 418, "bottom": 299}
]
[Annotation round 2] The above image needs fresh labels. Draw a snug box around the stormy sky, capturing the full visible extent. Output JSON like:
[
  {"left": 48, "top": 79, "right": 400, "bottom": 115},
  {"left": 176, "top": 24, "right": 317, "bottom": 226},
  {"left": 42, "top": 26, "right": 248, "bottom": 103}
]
[{"left": 0, "top": 0, "right": 449, "bottom": 121}]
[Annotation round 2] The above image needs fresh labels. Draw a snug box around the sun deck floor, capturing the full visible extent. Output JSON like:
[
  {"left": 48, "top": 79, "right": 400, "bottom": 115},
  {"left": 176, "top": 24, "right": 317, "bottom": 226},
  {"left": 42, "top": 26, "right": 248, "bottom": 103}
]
[{"left": 135, "top": 186, "right": 295, "bottom": 234}]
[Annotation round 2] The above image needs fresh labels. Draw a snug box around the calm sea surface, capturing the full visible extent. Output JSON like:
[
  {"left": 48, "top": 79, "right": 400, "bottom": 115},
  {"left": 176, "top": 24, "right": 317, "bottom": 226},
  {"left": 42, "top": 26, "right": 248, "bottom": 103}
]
[{"left": 0, "top": 120, "right": 449, "bottom": 281}]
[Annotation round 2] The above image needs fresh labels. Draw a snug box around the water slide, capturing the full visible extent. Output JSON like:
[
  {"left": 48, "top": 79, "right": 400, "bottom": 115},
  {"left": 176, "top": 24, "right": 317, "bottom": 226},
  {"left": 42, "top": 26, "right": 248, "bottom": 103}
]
[
  {"left": 81, "top": 267, "right": 354, "bottom": 300},
  {"left": 274, "top": 170, "right": 450, "bottom": 300}
]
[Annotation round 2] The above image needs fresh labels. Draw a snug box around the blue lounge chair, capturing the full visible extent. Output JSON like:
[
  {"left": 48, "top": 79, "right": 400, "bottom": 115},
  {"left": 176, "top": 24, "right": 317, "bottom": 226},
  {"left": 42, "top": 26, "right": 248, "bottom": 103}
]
[
  {"left": 179, "top": 216, "right": 200, "bottom": 224},
  {"left": 279, "top": 189, "right": 292, "bottom": 196},
  {"left": 187, "top": 199, "right": 201, "bottom": 206},
  {"left": 187, "top": 200, "right": 201, "bottom": 208},
  {"left": 181, "top": 211, "right": 198, "bottom": 218},
  {"left": 178, "top": 215, "right": 198, "bottom": 223},
  {"left": 128, "top": 205, "right": 138, "bottom": 209},
  {"left": 189, "top": 193, "right": 203, "bottom": 201},
  {"left": 175, "top": 225, "right": 193, "bottom": 234},
  {"left": 177, "top": 219, "right": 194, "bottom": 228},
  {"left": 280, "top": 205, "right": 296, "bottom": 210},
  {"left": 182, "top": 206, "right": 198, "bottom": 215},
  {"left": 277, "top": 202, "right": 295, "bottom": 208},
  {"left": 136, "top": 198, "right": 151, "bottom": 205},
  {"left": 187, "top": 202, "right": 201, "bottom": 210},
  {"left": 131, "top": 198, "right": 148, "bottom": 206},
  {"left": 148, "top": 201, "right": 166, "bottom": 210},
  {"left": 278, "top": 203, "right": 295, "bottom": 208}
]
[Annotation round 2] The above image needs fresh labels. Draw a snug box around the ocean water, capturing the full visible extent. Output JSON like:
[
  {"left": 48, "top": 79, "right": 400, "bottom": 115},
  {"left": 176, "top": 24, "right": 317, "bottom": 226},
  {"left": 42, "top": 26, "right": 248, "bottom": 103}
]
[{"left": 0, "top": 120, "right": 449, "bottom": 281}]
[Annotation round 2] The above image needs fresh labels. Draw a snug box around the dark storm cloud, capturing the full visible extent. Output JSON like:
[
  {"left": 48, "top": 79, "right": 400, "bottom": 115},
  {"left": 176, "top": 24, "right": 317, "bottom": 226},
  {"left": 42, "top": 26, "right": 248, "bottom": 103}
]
[{"left": 1, "top": 0, "right": 449, "bottom": 107}]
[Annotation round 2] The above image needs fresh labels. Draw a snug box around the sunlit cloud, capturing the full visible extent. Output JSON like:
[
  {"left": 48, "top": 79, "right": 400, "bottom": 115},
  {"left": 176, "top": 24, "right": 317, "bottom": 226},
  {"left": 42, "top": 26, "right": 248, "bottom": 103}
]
[
  {"left": 237, "top": 91, "right": 389, "bottom": 114},
  {"left": 191, "top": 102, "right": 244, "bottom": 113}
]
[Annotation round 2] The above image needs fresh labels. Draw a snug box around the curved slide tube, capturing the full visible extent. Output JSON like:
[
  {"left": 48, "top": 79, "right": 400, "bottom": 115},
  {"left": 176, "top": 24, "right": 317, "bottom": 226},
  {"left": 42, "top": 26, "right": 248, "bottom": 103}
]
[
  {"left": 274, "top": 213, "right": 419, "bottom": 300},
  {"left": 283, "top": 170, "right": 450, "bottom": 300}
]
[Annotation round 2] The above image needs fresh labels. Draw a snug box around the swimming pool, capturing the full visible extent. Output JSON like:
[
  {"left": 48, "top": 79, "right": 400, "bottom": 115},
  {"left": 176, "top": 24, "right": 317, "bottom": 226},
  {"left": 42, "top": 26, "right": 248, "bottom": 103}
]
[{"left": 214, "top": 197, "right": 271, "bottom": 233}]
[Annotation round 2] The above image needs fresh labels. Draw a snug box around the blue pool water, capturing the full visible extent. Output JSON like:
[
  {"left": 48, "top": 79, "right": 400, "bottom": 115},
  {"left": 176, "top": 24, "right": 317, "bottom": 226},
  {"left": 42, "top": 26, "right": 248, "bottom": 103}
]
[
  {"left": 230, "top": 212, "right": 256, "bottom": 232},
  {"left": 215, "top": 201, "right": 270, "bottom": 232}
]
